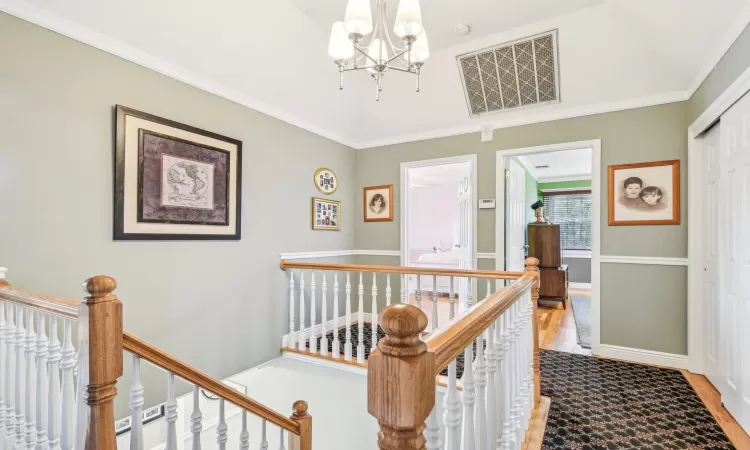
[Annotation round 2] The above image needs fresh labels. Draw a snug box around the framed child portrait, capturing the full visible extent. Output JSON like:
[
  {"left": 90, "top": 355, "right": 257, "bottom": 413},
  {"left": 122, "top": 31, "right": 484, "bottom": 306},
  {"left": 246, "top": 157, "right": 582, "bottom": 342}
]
[
  {"left": 608, "top": 160, "right": 680, "bottom": 226},
  {"left": 363, "top": 185, "right": 393, "bottom": 222},
  {"left": 312, "top": 197, "right": 340, "bottom": 231}
]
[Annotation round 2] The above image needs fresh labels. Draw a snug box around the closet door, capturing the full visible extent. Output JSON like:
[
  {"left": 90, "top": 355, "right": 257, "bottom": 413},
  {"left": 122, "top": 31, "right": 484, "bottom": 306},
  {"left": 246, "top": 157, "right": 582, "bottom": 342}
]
[
  {"left": 702, "top": 123, "right": 723, "bottom": 390},
  {"left": 719, "top": 91, "right": 750, "bottom": 433}
]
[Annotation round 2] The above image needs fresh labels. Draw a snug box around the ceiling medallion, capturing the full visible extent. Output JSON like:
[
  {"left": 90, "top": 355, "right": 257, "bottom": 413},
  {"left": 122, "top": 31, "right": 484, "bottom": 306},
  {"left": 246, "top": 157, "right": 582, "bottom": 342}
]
[{"left": 328, "top": 0, "right": 430, "bottom": 101}]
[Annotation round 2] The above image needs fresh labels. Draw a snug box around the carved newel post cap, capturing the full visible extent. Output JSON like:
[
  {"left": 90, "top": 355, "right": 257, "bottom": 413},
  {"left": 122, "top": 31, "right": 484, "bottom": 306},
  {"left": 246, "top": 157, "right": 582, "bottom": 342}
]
[
  {"left": 524, "top": 257, "right": 539, "bottom": 269},
  {"left": 292, "top": 400, "right": 309, "bottom": 418},
  {"left": 379, "top": 304, "right": 429, "bottom": 357},
  {"left": 84, "top": 276, "right": 118, "bottom": 297}
]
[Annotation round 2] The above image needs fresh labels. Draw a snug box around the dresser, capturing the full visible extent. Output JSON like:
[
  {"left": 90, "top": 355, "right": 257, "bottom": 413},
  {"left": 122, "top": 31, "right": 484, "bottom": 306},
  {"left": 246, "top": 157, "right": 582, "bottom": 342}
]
[{"left": 527, "top": 224, "right": 569, "bottom": 308}]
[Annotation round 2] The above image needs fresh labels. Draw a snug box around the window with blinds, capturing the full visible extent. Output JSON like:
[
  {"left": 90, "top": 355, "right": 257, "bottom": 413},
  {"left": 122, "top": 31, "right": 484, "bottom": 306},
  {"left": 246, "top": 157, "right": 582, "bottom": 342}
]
[{"left": 542, "top": 191, "right": 592, "bottom": 250}]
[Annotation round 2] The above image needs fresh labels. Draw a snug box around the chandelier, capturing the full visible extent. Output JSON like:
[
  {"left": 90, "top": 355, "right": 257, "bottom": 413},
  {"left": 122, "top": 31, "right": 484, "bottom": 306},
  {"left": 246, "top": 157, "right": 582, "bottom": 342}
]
[{"left": 327, "top": 0, "right": 430, "bottom": 101}]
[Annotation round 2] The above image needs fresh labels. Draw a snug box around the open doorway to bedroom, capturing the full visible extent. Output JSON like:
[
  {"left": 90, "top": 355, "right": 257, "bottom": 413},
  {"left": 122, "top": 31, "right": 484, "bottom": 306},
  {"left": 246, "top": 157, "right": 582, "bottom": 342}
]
[
  {"left": 401, "top": 155, "right": 477, "bottom": 329},
  {"left": 497, "top": 141, "right": 601, "bottom": 357}
]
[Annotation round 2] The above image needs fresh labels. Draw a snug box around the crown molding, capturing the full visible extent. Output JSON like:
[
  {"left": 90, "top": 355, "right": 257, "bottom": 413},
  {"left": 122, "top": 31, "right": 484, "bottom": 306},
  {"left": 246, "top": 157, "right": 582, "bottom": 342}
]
[
  {"left": 686, "top": 2, "right": 750, "bottom": 98},
  {"left": 357, "top": 90, "right": 689, "bottom": 149},
  {"left": 537, "top": 174, "right": 592, "bottom": 183},
  {"left": 0, "top": 0, "right": 358, "bottom": 149}
]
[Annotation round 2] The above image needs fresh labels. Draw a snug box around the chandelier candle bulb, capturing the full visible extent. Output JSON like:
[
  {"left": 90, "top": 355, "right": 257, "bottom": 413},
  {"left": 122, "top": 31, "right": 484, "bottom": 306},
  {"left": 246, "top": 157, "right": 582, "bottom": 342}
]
[
  {"left": 394, "top": 0, "right": 424, "bottom": 38},
  {"left": 343, "top": 0, "right": 373, "bottom": 36},
  {"left": 328, "top": 22, "right": 354, "bottom": 61}
]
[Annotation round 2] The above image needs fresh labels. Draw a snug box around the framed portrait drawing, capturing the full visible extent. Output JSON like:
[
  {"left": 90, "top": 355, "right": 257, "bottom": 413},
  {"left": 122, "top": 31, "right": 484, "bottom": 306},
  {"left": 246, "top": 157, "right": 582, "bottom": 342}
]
[
  {"left": 312, "top": 198, "right": 341, "bottom": 231},
  {"left": 608, "top": 160, "right": 680, "bottom": 226},
  {"left": 314, "top": 168, "right": 338, "bottom": 195},
  {"left": 364, "top": 185, "right": 393, "bottom": 222},
  {"left": 114, "top": 106, "right": 242, "bottom": 240}
]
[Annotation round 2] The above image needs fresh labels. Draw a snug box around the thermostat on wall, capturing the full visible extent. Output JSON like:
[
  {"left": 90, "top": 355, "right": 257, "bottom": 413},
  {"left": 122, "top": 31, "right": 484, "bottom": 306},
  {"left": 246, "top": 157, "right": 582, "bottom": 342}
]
[{"left": 479, "top": 199, "right": 496, "bottom": 209}]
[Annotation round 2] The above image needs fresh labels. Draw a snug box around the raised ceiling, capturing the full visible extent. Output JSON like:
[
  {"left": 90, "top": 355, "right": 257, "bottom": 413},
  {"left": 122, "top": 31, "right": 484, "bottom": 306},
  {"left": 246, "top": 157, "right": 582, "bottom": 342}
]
[
  {"left": 518, "top": 148, "right": 592, "bottom": 182},
  {"left": 3, "top": 0, "right": 749, "bottom": 148}
]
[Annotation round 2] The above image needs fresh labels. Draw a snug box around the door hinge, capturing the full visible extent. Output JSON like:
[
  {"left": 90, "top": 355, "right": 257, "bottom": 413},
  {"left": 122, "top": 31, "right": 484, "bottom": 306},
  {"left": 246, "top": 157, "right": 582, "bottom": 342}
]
[{"left": 505, "top": 169, "right": 510, "bottom": 179}]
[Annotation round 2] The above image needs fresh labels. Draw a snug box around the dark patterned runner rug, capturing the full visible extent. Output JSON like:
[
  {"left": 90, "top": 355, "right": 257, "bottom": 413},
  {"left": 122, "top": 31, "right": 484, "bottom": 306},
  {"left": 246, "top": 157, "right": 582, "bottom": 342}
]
[{"left": 540, "top": 349, "right": 735, "bottom": 449}]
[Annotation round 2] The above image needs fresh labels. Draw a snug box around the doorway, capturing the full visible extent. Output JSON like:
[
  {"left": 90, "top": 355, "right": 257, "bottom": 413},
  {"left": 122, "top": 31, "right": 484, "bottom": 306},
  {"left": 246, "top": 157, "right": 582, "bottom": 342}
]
[
  {"left": 496, "top": 140, "right": 602, "bottom": 355},
  {"left": 401, "top": 155, "right": 477, "bottom": 326}
]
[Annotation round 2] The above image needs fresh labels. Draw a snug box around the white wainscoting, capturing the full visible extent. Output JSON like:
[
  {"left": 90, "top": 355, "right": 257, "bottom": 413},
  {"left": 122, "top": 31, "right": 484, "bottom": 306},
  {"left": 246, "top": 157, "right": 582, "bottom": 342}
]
[
  {"left": 599, "top": 255, "right": 688, "bottom": 266},
  {"left": 597, "top": 344, "right": 689, "bottom": 370}
]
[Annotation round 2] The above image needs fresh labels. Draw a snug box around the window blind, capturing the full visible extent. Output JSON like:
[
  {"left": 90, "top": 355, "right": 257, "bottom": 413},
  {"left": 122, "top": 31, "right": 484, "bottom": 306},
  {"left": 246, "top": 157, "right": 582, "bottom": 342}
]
[{"left": 542, "top": 191, "right": 592, "bottom": 250}]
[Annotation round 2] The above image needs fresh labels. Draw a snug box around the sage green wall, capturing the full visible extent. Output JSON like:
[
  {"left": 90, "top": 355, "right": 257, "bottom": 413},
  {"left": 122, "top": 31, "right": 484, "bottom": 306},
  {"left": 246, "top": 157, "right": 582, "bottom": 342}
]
[
  {"left": 356, "top": 102, "right": 689, "bottom": 355},
  {"left": 689, "top": 23, "right": 750, "bottom": 123},
  {"left": 0, "top": 12, "right": 357, "bottom": 417},
  {"left": 538, "top": 179, "right": 592, "bottom": 190}
]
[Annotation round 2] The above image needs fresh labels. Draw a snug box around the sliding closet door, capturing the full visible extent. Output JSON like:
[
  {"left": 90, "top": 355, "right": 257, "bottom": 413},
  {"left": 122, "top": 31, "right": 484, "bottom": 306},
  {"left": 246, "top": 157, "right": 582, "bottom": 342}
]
[{"left": 719, "top": 91, "right": 750, "bottom": 433}]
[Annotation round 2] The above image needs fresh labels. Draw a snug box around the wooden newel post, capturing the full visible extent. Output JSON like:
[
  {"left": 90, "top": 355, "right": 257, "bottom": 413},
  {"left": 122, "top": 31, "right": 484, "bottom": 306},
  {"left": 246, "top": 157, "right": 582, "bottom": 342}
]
[
  {"left": 82, "top": 276, "right": 123, "bottom": 450},
  {"left": 524, "top": 257, "right": 541, "bottom": 408},
  {"left": 368, "top": 304, "right": 434, "bottom": 450},
  {"left": 288, "top": 400, "right": 312, "bottom": 450}
]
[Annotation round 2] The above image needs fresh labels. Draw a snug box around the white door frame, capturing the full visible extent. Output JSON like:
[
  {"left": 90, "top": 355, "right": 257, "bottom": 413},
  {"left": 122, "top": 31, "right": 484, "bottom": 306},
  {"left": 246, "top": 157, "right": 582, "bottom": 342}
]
[
  {"left": 687, "top": 64, "right": 750, "bottom": 374},
  {"left": 495, "top": 140, "right": 602, "bottom": 354},
  {"left": 400, "top": 154, "right": 479, "bottom": 270}
]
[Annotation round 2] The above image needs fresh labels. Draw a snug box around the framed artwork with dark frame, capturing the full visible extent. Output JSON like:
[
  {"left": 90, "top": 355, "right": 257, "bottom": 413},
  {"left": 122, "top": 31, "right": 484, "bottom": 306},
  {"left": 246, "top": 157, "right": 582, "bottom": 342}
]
[
  {"left": 363, "top": 184, "right": 393, "bottom": 222},
  {"left": 312, "top": 197, "right": 341, "bottom": 231},
  {"left": 608, "top": 159, "right": 680, "bottom": 226},
  {"left": 114, "top": 106, "right": 243, "bottom": 240}
]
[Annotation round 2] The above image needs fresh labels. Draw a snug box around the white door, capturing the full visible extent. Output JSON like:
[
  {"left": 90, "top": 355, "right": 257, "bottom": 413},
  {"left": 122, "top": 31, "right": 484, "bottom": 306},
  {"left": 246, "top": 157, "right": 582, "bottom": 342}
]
[
  {"left": 719, "top": 91, "right": 750, "bottom": 432},
  {"left": 505, "top": 158, "right": 526, "bottom": 272},
  {"left": 702, "top": 123, "right": 723, "bottom": 389},
  {"left": 457, "top": 176, "right": 473, "bottom": 311}
]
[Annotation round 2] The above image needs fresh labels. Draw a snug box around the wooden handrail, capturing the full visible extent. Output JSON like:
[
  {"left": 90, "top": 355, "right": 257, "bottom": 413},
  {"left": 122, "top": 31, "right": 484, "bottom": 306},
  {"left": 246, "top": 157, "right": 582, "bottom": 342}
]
[
  {"left": 0, "top": 285, "right": 79, "bottom": 319},
  {"left": 123, "top": 332, "right": 301, "bottom": 435},
  {"left": 425, "top": 273, "right": 537, "bottom": 374},
  {"left": 279, "top": 260, "right": 525, "bottom": 280}
]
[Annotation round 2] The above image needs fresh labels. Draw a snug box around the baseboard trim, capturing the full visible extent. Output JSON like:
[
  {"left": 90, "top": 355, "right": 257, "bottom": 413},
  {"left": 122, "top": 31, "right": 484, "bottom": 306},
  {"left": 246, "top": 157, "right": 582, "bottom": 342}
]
[
  {"left": 568, "top": 282, "right": 591, "bottom": 289},
  {"left": 596, "top": 344, "right": 689, "bottom": 370}
]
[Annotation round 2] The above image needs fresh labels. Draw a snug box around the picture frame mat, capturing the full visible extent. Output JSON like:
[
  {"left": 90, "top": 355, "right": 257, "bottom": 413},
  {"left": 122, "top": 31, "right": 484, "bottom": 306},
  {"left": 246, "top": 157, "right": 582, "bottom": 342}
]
[
  {"left": 312, "top": 197, "right": 341, "bottom": 231},
  {"left": 119, "top": 108, "right": 240, "bottom": 236}
]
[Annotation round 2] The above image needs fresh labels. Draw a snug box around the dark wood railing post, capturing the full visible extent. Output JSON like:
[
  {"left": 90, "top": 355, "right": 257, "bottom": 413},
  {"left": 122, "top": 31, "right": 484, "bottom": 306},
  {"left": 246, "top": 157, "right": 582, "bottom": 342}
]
[
  {"left": 368, "top": 304, "right": 434, "bottom": 450},
  {"left": 288, "top": 400, "right": 312, "bottom": 450},
  {"left": 82, "top": 276, "right": 123, "bottom": 450},
  {"left": 524, "top": 257, "right": 541, "bottom": 408}
]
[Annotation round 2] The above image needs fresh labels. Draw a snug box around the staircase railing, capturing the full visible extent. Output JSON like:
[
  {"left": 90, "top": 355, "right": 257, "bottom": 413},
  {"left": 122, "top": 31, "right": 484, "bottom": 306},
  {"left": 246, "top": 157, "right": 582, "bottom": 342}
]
[
  {"left": 0, "top": 267, "right": 312, "bottom": 450},
  {"left": 367, "top": 259, "right": 540, "bottom": 450}
]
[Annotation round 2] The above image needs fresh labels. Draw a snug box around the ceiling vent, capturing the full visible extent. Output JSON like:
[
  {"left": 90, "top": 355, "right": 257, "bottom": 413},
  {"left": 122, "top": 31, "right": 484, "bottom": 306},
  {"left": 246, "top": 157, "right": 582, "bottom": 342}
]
[
  {"left": 457, "top": 30, "right": 560, "bottom": 118},
  {"left": 535, "top": 165, "right": 550, "bottom": 169}
]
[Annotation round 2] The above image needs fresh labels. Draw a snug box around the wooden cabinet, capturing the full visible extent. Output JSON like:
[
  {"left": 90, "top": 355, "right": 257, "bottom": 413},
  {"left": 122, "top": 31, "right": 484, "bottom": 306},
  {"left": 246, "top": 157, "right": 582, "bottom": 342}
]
[{"left": 528, "top": 224, "right": 568, "bottom": 308}]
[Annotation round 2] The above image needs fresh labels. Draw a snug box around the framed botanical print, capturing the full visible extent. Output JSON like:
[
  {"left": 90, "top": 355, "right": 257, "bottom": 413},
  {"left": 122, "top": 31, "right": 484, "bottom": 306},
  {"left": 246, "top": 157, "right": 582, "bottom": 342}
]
[
  {"left": 314, "top": 168, "right": 338, "bottom": 195},
  {"left": 363, "top": 185, "right": 393, "bottom": 222},
  {"left": 114, "top": 106, "right": 242, "bottom": 240},
  {"left": 312, "top": 198, "right": 340, "bottom": 230},
  {"left": 608, "top": 159, "right": 680, "bottom": 226}
]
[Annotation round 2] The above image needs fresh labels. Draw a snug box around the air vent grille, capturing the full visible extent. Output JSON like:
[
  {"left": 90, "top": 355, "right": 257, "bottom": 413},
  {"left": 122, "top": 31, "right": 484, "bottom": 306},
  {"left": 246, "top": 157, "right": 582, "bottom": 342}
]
[{"left": 457, "top": 30, "right": 560, "bottom": 118}]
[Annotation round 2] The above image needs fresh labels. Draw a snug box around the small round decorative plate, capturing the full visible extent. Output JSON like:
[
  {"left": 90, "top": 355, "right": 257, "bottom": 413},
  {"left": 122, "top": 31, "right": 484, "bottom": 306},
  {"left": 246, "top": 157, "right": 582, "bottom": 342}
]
[{"left": 314, "top": 168, "right": 338, "bottom": 195}]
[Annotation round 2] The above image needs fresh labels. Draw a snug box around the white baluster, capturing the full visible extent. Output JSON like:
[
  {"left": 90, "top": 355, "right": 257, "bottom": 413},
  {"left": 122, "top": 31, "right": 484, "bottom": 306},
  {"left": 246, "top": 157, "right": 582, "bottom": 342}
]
[
  {"left": 190, "top": 386, "right": 202, "bottom": 450},
  {"left": 474, "top": 331, "right": 487, "bottom": 450},
  {"left": 493, "top": 315, "right": 504, "bottom": 448},
  {"left": 24, "top": 309, "right": 35, "bottom": 450},
  {"left": 61, "top": 319, "right": 77, "bottom": 450},
  {"left": 485, "top": 279, "right": 491, "bottom": 300},
  {"left": 485, "top": 326, "right": 497, "bottom": 450},
  {"left": 371, "top": 273, "right": 378, "bottom": 350},
  {"left": 278, "top": 428, "right": 285, "bottom": 450},
  {"left": 4, "top": 303, "right": 14, "bottom": 450},
  {"left": 431, "top": 276, "right": 438, "bottom": 331},
  {"left": 356, "top": 273, "right": 365, "bottom": 364},
  {"left": 259, "top": 419, "right": 268, "bottom": 450},
  {"left": 443, "top": 359, "right": 461, "bottom": 450},
  {"left": 309, "top": 273, "right": 317, "bottom": 354},
  {"left": 130, "top": 356, "right": 144, "bottom": 450},
  {"left": 425, "top": 406, "right": 442, "bottom": 450},
  {"left": 461, "top": 343, "right": 475, "bottom": 450},
  {"left": 297, "top": 271, "right": 306, "bottom": 352},
  {"left": 514, "top": 301, "right": 525, "bottom": 446},
  {"left": 165, "top": 374, "right": 177, "bottom": 450},
  {"left": 216, "top": 400, "right": 227, "bottom": 450},
  {"left": 500, "top": 310, "right": 512, "bottom": 450},
  {"left": 35, "top": 311, "right": 48, "bottom": 450},
  {"left": 400, "top": 274, "right": 406, "bottom": 304},
  {"left": 288, "top": 271, "right": 296, "bottom": 349},
  {"left": 239, "top": 411, "right": 249, "bottom": 450},
  {"left": 332, "top": 274, "right": 340, "bottom": 359},
  {"left": 415, "top": 275, "right": 422, "bottom": 310},
  {"left": 46, "top": 318, "right": 60, "bottom": 450},
  {"left": 386, "top": 274, "right": 392, "bottom": 307},
  {"left": 344, "top": 273, "right": 352, "bottom": 362},
  {"left": 0, "top": 300, "right": 6, "bottom": 448},
  {"left": 321, "top": 273, "right": 328, "bottom": 356},
  {"left": 523, "top": 293, "right": 533, "bottom": 431},
  {"left": 467, "top": 281, "right": 474, "bottom": 308},
  {"left": 15, "top": 305, "right": 25, "bottom": 450},
  {"left": 449, "top": 277, "right": 456, "bottom": 320},
  {"left": 507, "top": 303, "right": 519, "bottom": 449}
]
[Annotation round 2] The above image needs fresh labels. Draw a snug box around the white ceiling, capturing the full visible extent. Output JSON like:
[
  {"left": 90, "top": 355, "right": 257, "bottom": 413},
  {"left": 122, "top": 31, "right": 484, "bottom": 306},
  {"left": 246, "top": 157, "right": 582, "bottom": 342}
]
[
  {"left": 4, "top": 0, "right": 750, "bottom": 148},
  {"left": 518, "top": 148, "right": 591, "bottom": 182},
  {"left": 408, "top": 161, "right": 471, "bottom": 186}
]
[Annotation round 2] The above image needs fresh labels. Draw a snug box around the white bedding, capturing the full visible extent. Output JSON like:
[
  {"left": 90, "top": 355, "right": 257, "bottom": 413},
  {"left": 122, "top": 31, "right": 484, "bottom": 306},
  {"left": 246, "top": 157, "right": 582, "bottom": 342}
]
[{"left": 415, "top": 249, "right": 462, "bottom": 264}]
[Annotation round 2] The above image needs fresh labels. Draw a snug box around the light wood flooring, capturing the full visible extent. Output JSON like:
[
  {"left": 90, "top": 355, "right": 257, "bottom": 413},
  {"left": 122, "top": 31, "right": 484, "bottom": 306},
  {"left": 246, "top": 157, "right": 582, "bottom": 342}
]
[{"left": 537, "top": 288, "right": 750, "bottom": 448}]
